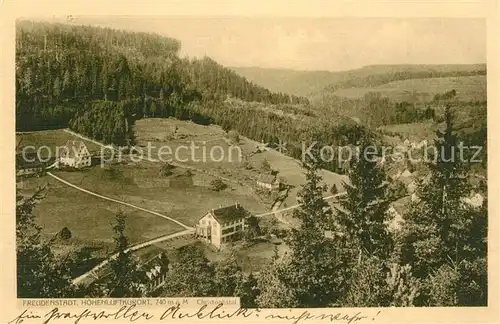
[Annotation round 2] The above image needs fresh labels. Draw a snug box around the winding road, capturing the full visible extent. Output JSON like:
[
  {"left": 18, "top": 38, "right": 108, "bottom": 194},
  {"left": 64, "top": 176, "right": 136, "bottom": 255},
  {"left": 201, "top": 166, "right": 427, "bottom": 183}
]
[{"left": 51, "top": 129, "right": 346, "bottom": 285}]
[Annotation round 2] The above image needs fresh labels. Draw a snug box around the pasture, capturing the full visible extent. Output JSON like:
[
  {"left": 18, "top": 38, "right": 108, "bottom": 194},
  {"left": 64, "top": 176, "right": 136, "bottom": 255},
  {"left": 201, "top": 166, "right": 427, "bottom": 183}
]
[
  {"left": 135, "top": 118, "right": 348, "bottom": 209},
  {"left": 333, "top": 75, "right": 487, "bottom": 102},
  {"left": 18, "top": 175, "right": 184, "bottom": 249},
  {"left": 378, "top": 121, "right": 440, "bottom": 143},
  {"left": 16, "top": 129, "right": 101, "bottom": 157}
]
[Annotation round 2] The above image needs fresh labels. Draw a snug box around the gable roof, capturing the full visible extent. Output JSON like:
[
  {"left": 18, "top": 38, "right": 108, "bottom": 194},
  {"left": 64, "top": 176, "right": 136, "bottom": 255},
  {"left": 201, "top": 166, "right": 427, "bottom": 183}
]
[
  {"left": 63, "top": 140, "right": 89, "bottom": 159},
  {"left": 390, "top": 196, "right": 411, "bottom": 217},
  {"left": 209, "top": 204, "right": 248, "bottom": 224},
  {"left": 400, "top": 169, "right": 413, "bottom": 178}
]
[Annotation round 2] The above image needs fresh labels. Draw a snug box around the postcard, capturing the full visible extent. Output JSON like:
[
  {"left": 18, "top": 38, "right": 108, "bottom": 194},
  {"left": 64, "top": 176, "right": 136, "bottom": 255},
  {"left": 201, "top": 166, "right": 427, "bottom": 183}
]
[{"left": 1, "top": 1, "right": 498, "bottom": 323}]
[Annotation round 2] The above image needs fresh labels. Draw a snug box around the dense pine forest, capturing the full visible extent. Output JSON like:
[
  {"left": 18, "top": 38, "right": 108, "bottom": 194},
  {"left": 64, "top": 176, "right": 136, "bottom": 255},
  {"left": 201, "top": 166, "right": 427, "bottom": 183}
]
[
  {"left": 16, "top": 20, "right": 308, "bottom": 135},
  {"left": 16, "top": 20, "right": 368, "bottom": 173}
]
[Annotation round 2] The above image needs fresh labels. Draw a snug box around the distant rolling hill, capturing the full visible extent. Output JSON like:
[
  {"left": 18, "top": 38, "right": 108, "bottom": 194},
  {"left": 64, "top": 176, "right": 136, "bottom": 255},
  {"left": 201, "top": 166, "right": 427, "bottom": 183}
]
[
  {"left": 230, "top": 64, "right": 486, "bottom": 98},
  {"left": 332, "top": 75, "right": 487, "bottom": 102}
]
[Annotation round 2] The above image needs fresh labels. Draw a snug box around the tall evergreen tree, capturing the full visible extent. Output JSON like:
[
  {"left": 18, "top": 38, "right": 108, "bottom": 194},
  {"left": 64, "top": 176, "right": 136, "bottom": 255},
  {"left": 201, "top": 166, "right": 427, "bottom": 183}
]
[
  {"left": 107, "top": 211, "right": 146, "bottom": 297},
  {"left": 398, "top": 105, "right": 487, "bottom": 305},
  {"left": 258, "top": 160, "right": 350, "bottom": 307},
  {"left": 334, "top": 139, "right": 392, "bottom": 260}
]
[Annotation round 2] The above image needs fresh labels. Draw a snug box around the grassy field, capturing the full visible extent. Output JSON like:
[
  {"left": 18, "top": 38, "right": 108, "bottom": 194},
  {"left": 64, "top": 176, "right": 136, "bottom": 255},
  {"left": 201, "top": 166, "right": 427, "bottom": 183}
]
[
  {"left": 135, "top": 118, "right": 348, "bottom": 209},
  {"left": 18, "top": 175, "right": 184, "bottom": 249},
  {"left": 333, "top": 75, "right": 486, "bottom": 102},
  {"left": 17, "top": 118, "right": 348, "bottom": 265},
  {"left": 16, "top": 129, "right": 101, "bottom": 156},
  {"left": 378, "top": 121, "right": 441, "bottom": 143}
]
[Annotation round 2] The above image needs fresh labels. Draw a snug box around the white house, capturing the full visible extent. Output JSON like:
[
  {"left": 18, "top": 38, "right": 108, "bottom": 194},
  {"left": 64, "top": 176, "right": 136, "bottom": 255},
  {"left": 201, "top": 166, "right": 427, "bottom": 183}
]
[
  {"left": 461, "top": 192, "right": 485, "bottom": 208},
  {"left": 195, "top": 203, "right": 248, "bottom": 249},
  {"left": 387, "top": 196, "right": 411, "bottom": 232},
  {"left": 141, "top": 253, "right": 169, "bottom": 292},
  {"left": 16, "top": 153, "right": 45, "bottom": 177},
  {"left": 416, "top": 139, "right": 428, "bottom": 149},
  {"left": 256, "top": 174, "right": 280, "bottom": 191},
  {"left": 59, "top": 140, "right": 91, "bottom": 168}
]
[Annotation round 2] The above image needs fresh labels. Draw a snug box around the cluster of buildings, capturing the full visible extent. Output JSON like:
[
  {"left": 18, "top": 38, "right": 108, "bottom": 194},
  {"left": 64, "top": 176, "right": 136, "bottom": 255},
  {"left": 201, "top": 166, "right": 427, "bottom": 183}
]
[{"left": 386, "top": 166, "right": 486, "bottom": 231}]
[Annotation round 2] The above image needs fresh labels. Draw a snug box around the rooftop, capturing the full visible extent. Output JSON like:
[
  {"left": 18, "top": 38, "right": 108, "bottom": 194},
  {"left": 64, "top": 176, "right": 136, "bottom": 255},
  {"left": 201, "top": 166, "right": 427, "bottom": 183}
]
[
  {"left": 63, "top": 140, "right": 88, "bottom": 158},
  {"left": 210, "top": 204, "right": 248, "bottom": 224}
]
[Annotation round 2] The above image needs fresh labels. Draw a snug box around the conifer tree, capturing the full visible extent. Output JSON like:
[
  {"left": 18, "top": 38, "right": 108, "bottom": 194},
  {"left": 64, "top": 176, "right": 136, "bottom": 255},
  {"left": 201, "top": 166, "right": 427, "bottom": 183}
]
[
  {"left": 334, "top": 138, "right": 392, "bottom": 260},
  {"left": 107, "top": 211, "right": 146, "bottom": 297},
  {"left": 398, "top": 105, "right": 487, "bottom": 305},
  {"left": 268, "top": 159, "right": 350, "bottom": 307}
]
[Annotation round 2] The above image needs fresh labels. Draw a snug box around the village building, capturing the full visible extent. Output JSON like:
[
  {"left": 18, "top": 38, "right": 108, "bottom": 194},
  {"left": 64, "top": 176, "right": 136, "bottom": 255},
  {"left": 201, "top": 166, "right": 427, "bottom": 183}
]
[
  {"left": 141, "top": 253, "right": 169, "bottom": 292},
  {"left": 461, "top": 192, "right": 485, "bottom": 208},
  {"left": 256, "top": 174, "right": 280, "bottom": 191},
  {"left": 398, "top": 171, "right": 417, "bottom": 193},
  {"left": 387, "top": 196, "right": 411, "bottom": 232},
  {"left": 411, "top": 192, "right": 420, "bottom": 202},
  {"left": 59, "top": 140, "right": 91, "bottom": 168},
  {"left": 416, "top": 139, "right": 428, "bottom": 149},
  {"left": 16, "top": 153, "right": 45, "bottom": 177},
  {"left": 195, "top": 203, "right": 248, "bottom": 249}
]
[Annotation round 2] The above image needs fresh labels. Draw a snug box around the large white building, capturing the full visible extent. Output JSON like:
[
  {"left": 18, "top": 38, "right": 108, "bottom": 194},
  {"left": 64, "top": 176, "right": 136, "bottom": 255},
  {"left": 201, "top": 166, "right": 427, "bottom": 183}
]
[
  {"left": 59, "top": 140, "right": 91, "bottom": 168},
  {"left": 195, "top": 203, "right": 248, "bottom": 249}
]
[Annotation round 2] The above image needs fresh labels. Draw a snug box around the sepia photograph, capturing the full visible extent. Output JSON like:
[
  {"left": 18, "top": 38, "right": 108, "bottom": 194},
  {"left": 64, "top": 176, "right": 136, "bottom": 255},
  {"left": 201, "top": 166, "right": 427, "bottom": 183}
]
[{"left": 12, "top": 14, "right": 490, "bottom": 310}]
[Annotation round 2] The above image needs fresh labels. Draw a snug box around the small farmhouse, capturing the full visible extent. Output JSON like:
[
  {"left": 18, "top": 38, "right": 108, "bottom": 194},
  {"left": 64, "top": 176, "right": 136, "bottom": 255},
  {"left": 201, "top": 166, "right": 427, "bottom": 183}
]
[
  {"left": 142, "top": 253, "right": 169, "bottom": 292},
  {"left": 461, "top": 192, "right": 485, "bottom": 208},
  {"left": 195, "top": 203, "right": 248, "bottom": 249},
  {"left": 256, "top": 174, "right": 280, "bottom": 191},
  {"left": 387, "top": 196, "right": 411, "bottom": 232},
  {"left": 59, "top": 140, "right": 91, "bottom": 168},
  {"left": 16, "top": 153, "right": 45, "bottom": 177}
]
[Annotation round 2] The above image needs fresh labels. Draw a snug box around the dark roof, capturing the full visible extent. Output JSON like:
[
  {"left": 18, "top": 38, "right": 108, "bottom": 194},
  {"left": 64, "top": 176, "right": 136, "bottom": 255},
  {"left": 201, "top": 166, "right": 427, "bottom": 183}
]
[
  {"left": 210, "top": 204, "right": 248, "bottom": 224},
  {"left": 16, "top": 153, "right": 44, "bottom": 169}
]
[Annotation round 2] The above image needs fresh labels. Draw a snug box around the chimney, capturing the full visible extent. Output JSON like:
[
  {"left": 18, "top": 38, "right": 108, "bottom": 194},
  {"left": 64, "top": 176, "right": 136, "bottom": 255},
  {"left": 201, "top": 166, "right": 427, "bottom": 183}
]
[
  {"left": 219, "top": 204, "right": 222, "bottom": 208},
  {"left": 235, "top": 202, "right": 239, "bottom": 208}
]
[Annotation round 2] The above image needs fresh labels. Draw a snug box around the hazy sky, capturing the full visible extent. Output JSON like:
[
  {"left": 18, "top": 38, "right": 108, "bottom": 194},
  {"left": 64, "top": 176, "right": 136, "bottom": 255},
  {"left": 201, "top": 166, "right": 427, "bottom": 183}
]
[{"left": 55, "top": 16, "right": 485, "bottom": 71}]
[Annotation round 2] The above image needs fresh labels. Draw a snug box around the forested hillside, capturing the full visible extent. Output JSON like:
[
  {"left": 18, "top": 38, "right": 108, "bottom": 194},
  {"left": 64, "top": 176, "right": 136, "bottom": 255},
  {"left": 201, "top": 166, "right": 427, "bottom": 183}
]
[
  {"left": 15, "top": 20, "right": 308, "bottom": 134},
  {"left": 16, "top": 20, "right": 371, "bottom": 175},
  {"left": 231, "top": 64, "right": 486, "bottom": 97}
]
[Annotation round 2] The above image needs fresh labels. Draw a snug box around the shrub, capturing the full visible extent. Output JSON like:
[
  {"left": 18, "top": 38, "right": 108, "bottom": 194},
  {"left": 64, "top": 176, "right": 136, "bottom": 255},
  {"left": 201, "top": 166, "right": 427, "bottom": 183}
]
[{"left": 210, "top": 179, "right": 227, "bottom": 191}]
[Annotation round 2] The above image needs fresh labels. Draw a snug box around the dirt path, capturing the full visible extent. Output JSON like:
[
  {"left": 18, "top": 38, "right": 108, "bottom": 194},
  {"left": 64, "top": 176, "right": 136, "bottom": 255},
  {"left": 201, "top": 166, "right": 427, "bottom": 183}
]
[
  {"left": 72, "top": 228, "right": 194, "bottom": 285},
  {"left": 255, "top": 192, "right": 346, "bottom": 218}
]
